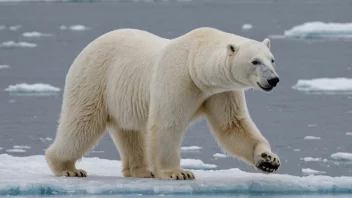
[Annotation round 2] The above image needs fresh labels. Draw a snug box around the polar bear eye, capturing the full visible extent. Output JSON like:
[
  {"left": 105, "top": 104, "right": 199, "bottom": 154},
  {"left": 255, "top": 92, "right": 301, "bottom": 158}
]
[
  {"left": 251, "top": 60, "right": 260, "bottom": 65},
  {"left": 271, "top": 59, "right": 275, "bottom": 63}
]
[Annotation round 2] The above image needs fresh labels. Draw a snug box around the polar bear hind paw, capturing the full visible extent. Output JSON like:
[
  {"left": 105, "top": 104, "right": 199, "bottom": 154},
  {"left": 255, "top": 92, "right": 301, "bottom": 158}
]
[
  {"left": 62, "top": 169, "right": 87, "bottom": 177},
  {"left": 255, "top": 152, "right": 280, "bottom": 173},
  {"left": 157, "top": 170, "right": 195, "bottom": 180}
]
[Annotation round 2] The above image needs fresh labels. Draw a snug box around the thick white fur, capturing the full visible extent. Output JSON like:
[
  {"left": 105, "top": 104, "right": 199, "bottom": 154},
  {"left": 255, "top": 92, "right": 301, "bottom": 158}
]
[{"left": 45, "top": 27, "right": 280, "bottom": 180}]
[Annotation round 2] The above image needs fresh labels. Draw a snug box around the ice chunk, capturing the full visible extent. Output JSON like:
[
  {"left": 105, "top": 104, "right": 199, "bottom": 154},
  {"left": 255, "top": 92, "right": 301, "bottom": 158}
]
[
  {"left": 39, "top": 137, "right": 53, "bottom": 142},
  {"left": 5, "top": 83, "right": 60, "bottom": 94},
  {"left": 13, "top": 145, "right": 31, "bottom": 149},
  {"left": 293, "top": 149, "right": 300, "bottom": 152},
  {"left": 0, "top": 65, "right": 10, "bottom": 69},
  {"left": 242, "top": 24, "right": 253, "bottom": 30},
  {"left": 181, "top": 146, "right": 202, "bottom": 152},
  {"left": 284, "top": 21, "right": 352, "bottom": 39},
  {"left": 180, "top": 159, "right": 217, "bottom": 169},
  {"left": 60, "top": 25, "right": 90, "bottom": 31},
  {"left": 213, "top": 153, "right": 228, "bottom": 158},
  {"left": 304, "top": 136, "right": 321, "bottom": 140},
  {"left": 331, "top": 152, "right": 352, "bottom": 161},
  {"left": 1, "top": 154, "right": 352, "bottom": 196},
  {"left": 0, "top": 41, "right": 37, "bottom": 48},
  {"left": 301, "top": 157, "right": 321, "bottom": 162},
  {"left": 9, "top": 25, "right": 21, "bottom": 31},
  {"left": 346, "top": 132, "right": 352, "bottom": 136},
  {"left": 22, "top": 31, "right": 53, "bottom": 37},
  {"left": 302, "top": 168, "right": 326, "bottom": 175},
  {"left": 292, "top": 78, "right": 352, "bottom": 93},
  {"left": 6, "top": 149, "right": 26, "bottom": 153}
]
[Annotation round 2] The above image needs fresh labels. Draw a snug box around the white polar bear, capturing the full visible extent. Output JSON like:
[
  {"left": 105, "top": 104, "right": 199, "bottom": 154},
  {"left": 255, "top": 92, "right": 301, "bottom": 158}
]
[{"left": 45, "top": 27, "right": 281, "bottom": 180}]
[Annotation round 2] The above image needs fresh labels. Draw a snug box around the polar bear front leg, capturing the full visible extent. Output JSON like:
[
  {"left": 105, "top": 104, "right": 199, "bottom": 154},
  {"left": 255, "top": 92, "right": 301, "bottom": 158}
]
[{"left": 204, "top": 91, "right": 281, "bottom": 173}]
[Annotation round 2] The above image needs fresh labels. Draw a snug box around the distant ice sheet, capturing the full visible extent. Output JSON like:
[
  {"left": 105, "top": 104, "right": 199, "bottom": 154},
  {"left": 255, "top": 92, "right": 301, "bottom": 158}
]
[
  {"left": 181, "top": 146, "right": 202, "bottom": 152},
  {"left": 5, "top": 83, "right": 61, "bottom": 95},
  {"left": 60, "top": 25, "right": 90, "bottom": 31},
  {"left": 331, "top": 152, "right": 352, "bottom": 161},
  {"left": 1, "top": 154, "right": 352, "bottom": 196},
  {"left": 242, "top": 24, "right": 253, "bottom": 30},
  {"left": 22, "top": 31, "right": 53, "bottom": 37},
  {"left": 0, "top": 65, "right": 10, "bottom": 69},
  {"left": 292, "top": 78, "right": 352, "bottom": 93},
  {"left": 0, "top": 41, "right": 37, "bottom": 48},
  {"left": 302, "top": 168, "right": 326, "bottom": 175},
  {"left": 304, "top": 136, "right": 321, "bottom": 140}
]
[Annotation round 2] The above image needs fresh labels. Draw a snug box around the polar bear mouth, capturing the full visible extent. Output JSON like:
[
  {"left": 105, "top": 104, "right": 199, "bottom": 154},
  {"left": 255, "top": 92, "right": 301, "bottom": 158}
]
[{"left": 257, "top": 82, "right": 273, "bottom": 91}]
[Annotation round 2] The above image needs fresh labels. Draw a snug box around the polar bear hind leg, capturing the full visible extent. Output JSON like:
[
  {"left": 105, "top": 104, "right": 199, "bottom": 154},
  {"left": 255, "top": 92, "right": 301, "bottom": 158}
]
[{"left": 108, "top": 121, "right": 153, "bottom": 178}]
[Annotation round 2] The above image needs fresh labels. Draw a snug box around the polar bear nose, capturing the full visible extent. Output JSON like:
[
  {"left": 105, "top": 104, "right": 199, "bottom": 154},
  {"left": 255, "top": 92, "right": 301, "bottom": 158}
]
[{"left": 267, "top": 77, "right": 279, "bottom": 87}]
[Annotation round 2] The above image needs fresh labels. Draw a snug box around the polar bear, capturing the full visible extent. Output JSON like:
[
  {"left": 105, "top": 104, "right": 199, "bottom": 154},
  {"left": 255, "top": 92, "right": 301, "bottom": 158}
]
[{"left": 45, "top": 27, "right": 281, "bottom": 180}]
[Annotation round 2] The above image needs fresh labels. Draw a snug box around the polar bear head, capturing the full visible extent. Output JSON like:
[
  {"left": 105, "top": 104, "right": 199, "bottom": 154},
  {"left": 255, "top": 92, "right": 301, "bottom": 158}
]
[{"left": 226, "top": 38, "right": 279, "bottom": 92}]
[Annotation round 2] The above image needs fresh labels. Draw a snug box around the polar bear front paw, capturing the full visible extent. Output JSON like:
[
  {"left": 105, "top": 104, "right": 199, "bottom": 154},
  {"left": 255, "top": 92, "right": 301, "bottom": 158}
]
[
  {"left": 157, "top": 169, "right": 195, "bottom": 180},
  {"left": 61, "top": 169, "right": 87, "bottom": 177},
  {"left": 254, "top": 151, "right": 280, "bottom": 173}
]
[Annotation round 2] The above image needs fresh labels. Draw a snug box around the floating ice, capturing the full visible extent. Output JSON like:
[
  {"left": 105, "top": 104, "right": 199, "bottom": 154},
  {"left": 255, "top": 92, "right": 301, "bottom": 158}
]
[
  {"left": 0, "top": 154, "right": 352, "bottom": 196},
  {"left": 213, "top": 153, "right": 228, "bottom": 158},
  {"left": 302, "top": 168, "right": 326, "bottom": 175},
  {"left": 301, "top": 157, "right": 321, "bottom": 162},
  {"left": 0, "top": 65, "right": 10, "bottom": 69},
  {"left": 0, "top": 147, "right": 2, "bottom": 150},
  {"left": 60, "top": 25, "right": 90, "bottom": 31},
  {"left": 346, "top": 132, "right": 352, "bottom": 136},
  {"left": 304, "top": 136, "right": 321, "bottom": 140},
  {"left": 9, "top": 25, "right": 21, "bottom": 31},
  {"left": 242, "top": 24, "right": 253, "bottom": 30},
  {"left": 283, "top": 21, "right": 352, "bottom": 39},
  {"left": 91, "top": 151, "right": 104, "bottom": 153},
  {"left": 13, "top": 145, "right": 31, "bottom": 149},
  {"left": 6, "top": 149, "right": 26, "bottom": 153},
  {"left": 180, "top": 159, "right": 217, "bottom": 170},
  {"left": 331, "top": 152, "right": 352, "bottom": 161},
  {"left": 292, "top": 78, "right": 352, "bottom": 93},
  {"left": 22, "top": 31, "right": 53, "bottom": 37},
  {"left": 294, "top": 149, "right": 300, "bottom": 152},
  {"left": 40, "top": 137, "right": 53, "bottom": 142},
  {"left": 0, "top": 41, "right": 37, "bottom": 48},
  {"left": 5, "top": 83, "right": 60, "bottom": 94},
  {"left": 181, "top": 146, "right": 202, "bottom": 152}
]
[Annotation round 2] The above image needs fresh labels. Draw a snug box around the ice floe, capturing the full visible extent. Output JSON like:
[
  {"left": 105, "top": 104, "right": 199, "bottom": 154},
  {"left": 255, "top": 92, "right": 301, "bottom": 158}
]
[
  {"left": 292, "top": 78, "right": 352, "bottom": 93},
  {"left": 213, "top": 153, "right": 228, "bottom": 158},
  {"left": 22, "top": 31, "right": 53, "bottom": 37},
  {"left": 302, "top": 168, "right": 326, "bottom": 175},
  {"left": 0, "top": 65, "right": 10, "bottom": 69},
  {"left": 181, "top": 146, "right": 202, "bottom": 152},
  {"left": 304, "top": 136, "right": 321, "bottom": 140},
  {"left": 60, "top": 24, "right": 90, "bottom": 31},
  {"left": 331, "top": 152, "right": 352, "bottom": 161},
  {"left": 241, "top": 24, "right": 253, "bottom": 30},
  {"left": 6, "top": 149, "right": 26, "bottom": 153},
  {"left": 0, "top": 41, "right": 37, "bottom": 48},
  {"left": 5, "top": 83, "right": 60, "bottom": 94},
  {"left": 301, "top": 157, "right": 321, "bottom": 162}
]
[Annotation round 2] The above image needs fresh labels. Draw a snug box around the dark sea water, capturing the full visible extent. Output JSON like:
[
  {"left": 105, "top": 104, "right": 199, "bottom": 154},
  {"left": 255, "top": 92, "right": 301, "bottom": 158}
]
[{"left": 0, "top": 0, "right": 351, "bottom": 190}]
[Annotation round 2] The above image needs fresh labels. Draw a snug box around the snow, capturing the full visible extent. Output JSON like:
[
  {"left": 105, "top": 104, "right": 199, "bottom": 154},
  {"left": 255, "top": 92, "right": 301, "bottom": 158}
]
[
  {"left": 181, "top": 146, "right": 202, "bottom": 152},
  {"left": 301, "top": 157, "right": 321, "bottom": 162},
  {"left": 302, "top": 168, "right": 326, "bottom": 175},
  {"left": 0, "top": 65, "right": 10, "bottom": 69},
  {"left": 213, "top": 153, "right": 228, "bottom": 158},
  {"left": 331, "top": 152, "right": 352, "bottom": 161},
  {"left": 5, "top": 83, "right": 61, "bottom": 94},
  {"left": 6, "top": 149, "right": 26, "bottom": 153},
  {"left": 60, "top": 25, "right": 90, "bottom": 31},
  {"left": 13, "top": 145, "right": 31, "bottom": 149},
  {"left": 22, "top": 31, "right": 53, "bottom": 37},
  {"left": 180, "top": 159, "right": 217, "bottom": 170},
  {"left": 346, "top": 132, "right": 352, "bottom": 136},
  {"left": 292, "top": 78, "right": 352, "bottom": 93},
  {"left": 242, "top": 24, "right": 253, "bottom": 30},
  {"left": 284, "top": 21, "right": 352, "bottom": 39},
  {"left": 0, "top": 41, "right": 37, "bottom": 48},
  {"left": 1, "top": 154, "right": 352, "bottom": 196},
  {"left": 304, "top": 136, "right": 321, "bottom": 140}
]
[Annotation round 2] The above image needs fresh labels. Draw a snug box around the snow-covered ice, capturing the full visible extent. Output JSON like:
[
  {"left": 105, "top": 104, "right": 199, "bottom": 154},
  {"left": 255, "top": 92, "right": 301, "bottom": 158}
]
[
  {"left": 292, "top": 78, "right": 352, "bottom": 93},
  {"left": 5, "top": 83, "right": 60, "bottom": 94},
  {"left": 60, "top": 25, "right": 90, "bottom": 31},
  {"left": 283, "top": 21, "right": 352, "bottom": 39},
  {"left": 242, "top": 24, "right": 253, "bottom": 30},
  {"left": 331, "top": 152, "right": 352, "bottom": 161},
  {"left": 301, "top": 157, "right": 321, "bottom": 162},
  {"left": 40, "top": 137, "right": 53, "bottom": 142},
  {"left": 22, "top": 31, "right": 53, "bottom": 37},
  {"left": 294, "top": 149, "right": 300, "bottom": 152},
  {"left": 213, "top": 153, "right": 228, "bottom": 158},
  {"left": 346, "top": 132, "right": 352, "bottom": 136},
  {"left": 0, "top": 65, "right": 10, "bottom": 69},
  {"left": 302, "top": 168, "right": 326, "bottom": 176},
  {"left": 0, "top": 154, "right": 352, "bottom": 196},
  {"left": 0, "top": 41, "right": 37, "bottom": 48},
  {"left": 180, "top": 159, "right": 217, "bottom": 169},
  {"left": 181, "top": 146, "right": 202, "bottom": 152},
  {"left": 304, "top": 136, "right": 321, "bottom": 140},
  {"left": 6, "top": 149, "right": 26, "bottom": 153},
  {"left": 13, "top": 145, "right": 31, "bottom": 149}
]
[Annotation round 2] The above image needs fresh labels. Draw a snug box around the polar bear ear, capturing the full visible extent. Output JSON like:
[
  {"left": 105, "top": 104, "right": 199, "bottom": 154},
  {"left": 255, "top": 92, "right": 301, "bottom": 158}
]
[
  {"left": 262, "top": 38, "right": 271, "bottom": 49},
  {"left": 227, "top": 44, "right": 237, "bottom": 56}
]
